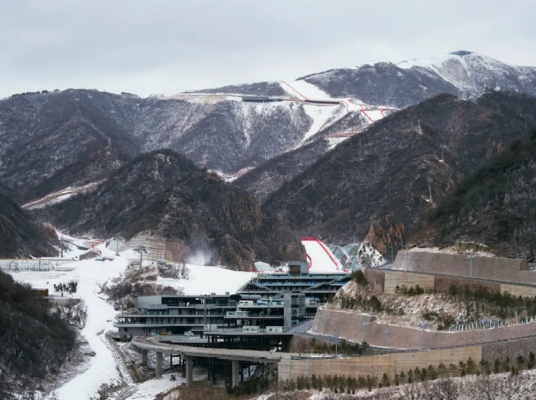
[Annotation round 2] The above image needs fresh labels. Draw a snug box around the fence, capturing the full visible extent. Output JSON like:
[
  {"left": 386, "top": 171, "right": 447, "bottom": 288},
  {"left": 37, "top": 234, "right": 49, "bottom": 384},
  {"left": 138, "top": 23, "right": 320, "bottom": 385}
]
[{"left": 0, "top": 259, "right": 78, "bottom": 272}]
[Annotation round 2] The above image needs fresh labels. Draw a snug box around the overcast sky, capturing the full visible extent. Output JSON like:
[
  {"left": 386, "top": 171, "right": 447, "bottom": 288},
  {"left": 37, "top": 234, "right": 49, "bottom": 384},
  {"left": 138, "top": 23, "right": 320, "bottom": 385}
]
[{"left": 1, "top": 0, "right": 535, "bottom": 98}]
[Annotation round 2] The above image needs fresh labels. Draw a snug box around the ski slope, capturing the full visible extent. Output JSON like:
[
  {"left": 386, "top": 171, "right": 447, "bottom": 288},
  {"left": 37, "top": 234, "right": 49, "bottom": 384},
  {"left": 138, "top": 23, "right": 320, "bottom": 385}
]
[
  {"left": 281, "top": 79, "right": 333, "bottom": 100},
  {"left": 11, "top": 255, "right": 127, "bottom": 400},
  {"left": 301, "top": 237, "right": 343, "bottom": 273},
  {"left": 10, "top": 237, "right": 257, "bottom": 400},
  {"left": 157, "top": 264, "right": 256, "bottom": 295}
]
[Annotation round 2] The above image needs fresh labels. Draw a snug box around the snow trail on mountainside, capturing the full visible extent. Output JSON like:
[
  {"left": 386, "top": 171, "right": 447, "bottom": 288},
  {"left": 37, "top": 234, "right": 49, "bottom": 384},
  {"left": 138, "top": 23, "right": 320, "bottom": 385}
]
[
  {"left": 11, "top": 256, "right": 127, "bottom": 400},
  {"left": 281, "top": 79, "right": 333, "bottom": 100}
]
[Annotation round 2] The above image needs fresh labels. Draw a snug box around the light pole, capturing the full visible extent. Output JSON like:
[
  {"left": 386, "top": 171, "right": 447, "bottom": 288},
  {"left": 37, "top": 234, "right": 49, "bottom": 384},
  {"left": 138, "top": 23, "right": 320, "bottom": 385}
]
[
  {"left": 384, "top": 324, "right": 392, "bottom": 354},
  {"left": 419, "top": 322, "right": 428, "bottom": 350},
  {"left": 467, "top": 251, "right": 475, "bottom": 278}
]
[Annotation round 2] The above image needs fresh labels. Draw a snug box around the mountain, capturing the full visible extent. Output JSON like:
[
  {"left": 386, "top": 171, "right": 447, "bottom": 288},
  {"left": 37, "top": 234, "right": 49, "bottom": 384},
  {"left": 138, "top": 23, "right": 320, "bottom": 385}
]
[
  {"left": 0, "top": 188, "right": 58, "bottom": 258},
  {"left": 236, "top": 109, "right": 379, "bottom": 202},
  {"left": 300, "top": 51, "right": 536, "bottom": 108},
  {"left": 2, "top": 52, "right": 535, "bottom": 209},
  {"left": 414, "top": 128, "right": 536, "bottom": 261},
  {"left": 0, "top": 89, "right": 349, "bottom": 205},
  {"left": 262, "top": 91, "right": 536, "bottom": 255},
  {"left": 236, "top": 136, "right": 329, "bottom": 203},
  {"left": 0, "top": 90, "right": 136, "bottom": 204},
  {"left": 33, "top": 150, "right": 305, "bottom": 269}
]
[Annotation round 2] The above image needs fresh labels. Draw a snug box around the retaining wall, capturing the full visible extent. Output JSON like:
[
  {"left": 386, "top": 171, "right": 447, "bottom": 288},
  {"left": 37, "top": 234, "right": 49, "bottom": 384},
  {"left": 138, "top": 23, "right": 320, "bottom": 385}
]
[
  {"left": 393, "top": 251, "right": 532, "bottom": 284},
  {"left": 311, "top": 308, "right": 536, "bottom": 350},
  {"left": 278, "top": 346, "right": 481, "bottom": 381},
  {"left": 122, "top": 232, "right": 188, "bottom": 263},
  {"left": 366, "top": 269, "right": 536, "bottom": 297},
  {"left": 384, "top": 271, "right": 434, "bottom": 293}
]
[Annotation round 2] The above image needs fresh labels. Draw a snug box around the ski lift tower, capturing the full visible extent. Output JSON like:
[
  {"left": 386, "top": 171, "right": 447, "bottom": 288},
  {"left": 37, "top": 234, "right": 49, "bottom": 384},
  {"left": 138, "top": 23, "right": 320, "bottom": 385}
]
[{"left": 135, "top": 245, "right": 148, "bottom": 268}]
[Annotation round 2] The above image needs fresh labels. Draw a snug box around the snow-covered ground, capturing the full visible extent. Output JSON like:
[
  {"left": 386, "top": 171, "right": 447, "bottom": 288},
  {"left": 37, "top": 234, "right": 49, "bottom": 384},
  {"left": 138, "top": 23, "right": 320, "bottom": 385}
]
[
  {"left": 300, "top": 104, "right": 343, "bottom": 143},
  {"left": 301, "top": 238, "right": 344, "bottom": 273},
  {"left": 11, "top": 255, "right": 127, "bottom": 400},
  {"left": 157, "top": 264, "right": 255, "bottom": 295},
  {"left": 280, "top": 79, "right": 333, "bottom": 100},
  {"left": 22, "top": 181, "right": 103, "bottom": 210},
  {"left": 123, "top": 369, "right": 205, "bottom": 400},
  {"left": 10, "top": 237, "right": 257, "bottom": 400}
]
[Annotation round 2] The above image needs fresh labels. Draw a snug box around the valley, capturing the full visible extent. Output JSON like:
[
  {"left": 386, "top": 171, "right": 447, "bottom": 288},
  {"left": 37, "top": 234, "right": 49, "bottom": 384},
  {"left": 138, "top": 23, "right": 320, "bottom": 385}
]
[{"left": 2, "top": 49, "right": 536, "bottom": 400}]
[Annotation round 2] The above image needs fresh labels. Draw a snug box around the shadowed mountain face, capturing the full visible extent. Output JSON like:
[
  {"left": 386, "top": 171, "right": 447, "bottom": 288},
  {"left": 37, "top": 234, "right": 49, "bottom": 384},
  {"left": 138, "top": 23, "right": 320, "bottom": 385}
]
[
  {"left": 0, "top": 189, "right": 58, "bottom": 258},
  {"left": 33, "top": 150, "right": 304, "bottom": 270},
  {"left": 262, "top": 92, "right": 536, "bottom": 255},
  {"left": 413, "top": 129, "right": 536, "bottom": 261}
]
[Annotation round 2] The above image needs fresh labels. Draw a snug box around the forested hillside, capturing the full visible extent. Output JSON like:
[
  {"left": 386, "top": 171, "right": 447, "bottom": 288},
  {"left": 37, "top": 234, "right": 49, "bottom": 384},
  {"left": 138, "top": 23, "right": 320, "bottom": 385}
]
[
  {"left": 0, "top": 270, "right": 76, "bottom": 398},
  {"left": 416, "top": 129, "right": 536, "bottom": 260}
]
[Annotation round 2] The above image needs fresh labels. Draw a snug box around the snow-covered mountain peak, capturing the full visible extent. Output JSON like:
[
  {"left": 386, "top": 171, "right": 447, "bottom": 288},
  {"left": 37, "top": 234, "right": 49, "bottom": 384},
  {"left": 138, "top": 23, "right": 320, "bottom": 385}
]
[{"left": 396, "top": 51, "right": 535, "bottom": 94}]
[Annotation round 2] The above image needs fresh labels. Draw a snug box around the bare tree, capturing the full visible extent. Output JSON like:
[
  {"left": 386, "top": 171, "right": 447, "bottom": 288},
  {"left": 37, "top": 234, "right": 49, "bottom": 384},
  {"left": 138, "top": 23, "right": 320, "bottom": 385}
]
[{"left": 473, "top": 375, "right": 497, "bottom": 400}]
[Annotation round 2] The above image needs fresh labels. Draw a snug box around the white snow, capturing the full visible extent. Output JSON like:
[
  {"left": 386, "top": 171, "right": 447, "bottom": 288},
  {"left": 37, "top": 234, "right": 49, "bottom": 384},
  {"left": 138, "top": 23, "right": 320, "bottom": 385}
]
[
  {"left": 123, "top": 369, "right": 205, "bottom": 400},
  {"left": 280, "top": 80, "right": 333, "bottom": 100},
  {"left": 300, "top": 104, "right": 342, "bottom": 144},
  {"left": 11, "top": 254, "right": 128, "bottom": 400},
  {"left": 157, "top": 264, "right": 256, "bottom": 295},
  {"left": 8, "top": 235, "right": 257, "bottom": 400},
  {"left": 22, "top": 181, "right": 103, "bottom": 210},
  {"left": 301, "top": 238, "right": 344, "bottom": 273}
]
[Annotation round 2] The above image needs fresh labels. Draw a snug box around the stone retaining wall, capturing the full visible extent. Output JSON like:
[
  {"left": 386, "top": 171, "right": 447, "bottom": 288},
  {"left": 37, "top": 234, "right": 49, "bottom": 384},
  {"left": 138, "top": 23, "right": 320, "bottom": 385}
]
[
  {"left": 311, "top": 308, "right": 536, "bottom": 350},
  {"left": 278, "top": 346, "right": 481, "bottom": 381},
  {"left": 366, "top": 269, "right": 536, "bottom": 297},
  {"left": 393, "top": 250, "right": 531, "bottom": 284},
  {"left": 384, "top": 271, "right": 434, "bottom": 293}
]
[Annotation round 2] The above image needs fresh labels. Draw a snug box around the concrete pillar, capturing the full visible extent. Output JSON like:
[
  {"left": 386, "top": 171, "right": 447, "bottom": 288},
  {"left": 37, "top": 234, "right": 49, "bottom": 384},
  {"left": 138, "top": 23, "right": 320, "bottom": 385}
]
[
  {"left": 141, "top": 349, "right": 148, "bottom": 366},
  {"left": 232, "top": 359, "right": 240, "bottom": 388},
  {"left": 156, "top": 352, "right": 163, "bottom": 378},
  {"left": 185, "top": 356, "right": 193, "bottom": 388}
]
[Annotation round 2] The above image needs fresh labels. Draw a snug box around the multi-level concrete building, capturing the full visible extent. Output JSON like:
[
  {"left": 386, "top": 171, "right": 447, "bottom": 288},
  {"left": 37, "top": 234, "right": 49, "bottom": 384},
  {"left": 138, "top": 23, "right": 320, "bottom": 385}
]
[
  {"left": 115, "top": 262, "right": 352, "bottom": 339},
  {"left": 114, "top": 294, "right": 237, "bottom": 337}
]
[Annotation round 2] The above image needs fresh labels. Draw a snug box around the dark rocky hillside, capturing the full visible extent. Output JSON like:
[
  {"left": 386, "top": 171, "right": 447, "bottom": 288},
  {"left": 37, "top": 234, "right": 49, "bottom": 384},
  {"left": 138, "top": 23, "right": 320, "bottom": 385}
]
[
  {"left": 414, "top": 129, "right": 536, "bottom": 261},
  {"left": 236, "top": 140, "right": 329, "bottom": 203},
  {"left": 0, "top": 90, "right": 136, "bottom": 203},
  {"left": 34, "top": 150, "right": 304, "bottom": 269},
  {"left": 0, "top": 269, "right": 76, "bottom": 398},
  {"left": 263, "top": 92, "right": 536, "bottom": 256},
  {"left": 2, "top": 52, "right": 535, "bottom": 208},
  {"left": 0, "top": 89, "right": 319, "bottom": 204},
  {"left": 0, "top": 189, "right": 58, "bottom": 258},
  {"left": 193, "top": 81, "right": 286, "bottom": 96},
  {"left": 236, "top": 111, "right": 370, "bottom": 202}
]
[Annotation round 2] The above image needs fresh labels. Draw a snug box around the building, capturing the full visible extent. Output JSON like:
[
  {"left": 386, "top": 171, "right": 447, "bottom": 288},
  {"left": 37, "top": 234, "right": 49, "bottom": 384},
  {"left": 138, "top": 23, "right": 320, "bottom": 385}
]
[
  {"left": 114, "top": 262, "right": 351, "bottom": 339},
  {"left": 238, "top": 263, "right": 350, "bottom": 321},
  {"left": 114, "top": 294, "right": 237, "bottom": 337}
]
